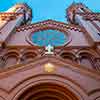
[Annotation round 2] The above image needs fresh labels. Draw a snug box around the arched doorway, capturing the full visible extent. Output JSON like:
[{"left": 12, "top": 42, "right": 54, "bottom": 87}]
[{"left": 18, "top": 83, "right": 79, "bottom": 100}]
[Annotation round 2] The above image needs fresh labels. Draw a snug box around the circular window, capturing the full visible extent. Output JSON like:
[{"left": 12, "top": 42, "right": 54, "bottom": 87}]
[{"left": 29, "top": 29, "right": 70, "bottom": 46}]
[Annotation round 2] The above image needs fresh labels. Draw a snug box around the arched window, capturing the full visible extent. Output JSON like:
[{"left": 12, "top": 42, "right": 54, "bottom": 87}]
[
  {"left": 60, "top": 52, "right": 76, "bottom": 63},
  {"left": 21, "top": 52, "right": 37, "bottom": 64},
  {"left": 79, "top": 53, "right": 94, "bottom": 70},
  {"left": 5, "top": 55, "right": 18, "bottom": 68},
  {"left": 4, "top": 52, "right": 19, "bottom": 68}
]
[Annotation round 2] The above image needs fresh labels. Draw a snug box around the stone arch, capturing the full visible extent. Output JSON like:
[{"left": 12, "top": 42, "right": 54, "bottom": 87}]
[
  {"left": 11, "top": 74, "right": 88, "bottom": 100},
  {"left": 18, "top": 83, "right": 78, "bottom": 100},
  {"left": 4, "top": 51, "right": 19, "bottom": 68},
  {"left": 78, "top": 52, "right": 95, "bottom": 70},
  {"left": 77, "top": 49, "right": 99, "bottom": 57},
  {"left": 60, "top": 51, "right": 76, "bottom": 63},
  {"left": 21, "top": 50, "right": 38, "bottom": 64},
  {"left": 77, "top": 49, "right": 100, "bottom": 71}
]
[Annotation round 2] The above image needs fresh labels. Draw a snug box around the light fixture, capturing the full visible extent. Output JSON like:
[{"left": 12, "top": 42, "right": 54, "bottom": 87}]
[{"left": 44, "top": 63, "right": 55, "bottom": 73}]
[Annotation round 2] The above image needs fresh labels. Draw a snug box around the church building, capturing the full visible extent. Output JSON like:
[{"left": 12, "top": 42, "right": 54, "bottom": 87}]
[{"left": 0, "top": 3, "right": 100, "bottom": 100}]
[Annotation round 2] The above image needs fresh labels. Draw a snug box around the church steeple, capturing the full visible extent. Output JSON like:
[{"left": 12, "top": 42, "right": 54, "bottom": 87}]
[
  {"left": 66, "top": 3, "right": 91, "bottom": 23},
  {"left": 0, "top": 3, "right": 32, "bottom": 47},
  {"left": 6, "top": 3, "right": 32, "bottom": 24},
  {"left": 0, "top": 3, "right": 100, "bottom": 100}
]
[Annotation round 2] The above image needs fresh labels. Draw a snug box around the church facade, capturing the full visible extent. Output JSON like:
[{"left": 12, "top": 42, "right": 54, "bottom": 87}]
[{"left": 0, "top": 3, "right": 100, "bottom": 100}]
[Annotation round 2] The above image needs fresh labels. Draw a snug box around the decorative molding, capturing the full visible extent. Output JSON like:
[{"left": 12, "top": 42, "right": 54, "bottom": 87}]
[
  {"left": 16, "top": 20, "right": 82, "bottom": 32},
  {"left": 26, "top": 23, "right": 72, "bottom": 47},
  {"left": 77, "top": 13, "right": 100, "bottom": 21},
  {"left": 0, "top": 12, "right": 23, "bottom": 21}
]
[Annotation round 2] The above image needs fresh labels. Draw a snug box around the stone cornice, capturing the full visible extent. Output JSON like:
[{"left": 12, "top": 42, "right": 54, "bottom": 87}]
[
  {"left": 76, "top": 13, "right": 100, "bottom": 21},
  {"left": 16, "top": 20, "right": 83, "bottom": 32},
  {"left": 0, "top": 12, "right": 23, "bottom": 21}
]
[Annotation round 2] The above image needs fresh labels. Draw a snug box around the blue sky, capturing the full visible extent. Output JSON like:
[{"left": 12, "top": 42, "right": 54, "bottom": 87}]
[{"left": 0, "top": 0, "right": 100, "bottom": 22}]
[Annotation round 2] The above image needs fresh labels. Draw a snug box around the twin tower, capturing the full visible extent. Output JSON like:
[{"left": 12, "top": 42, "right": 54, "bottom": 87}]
[
  {"left": 0, "top": 3, "right": 99, "bottom": 47},
  {"left": 0, "top": 3, "right": 100, "bottom": 100}
]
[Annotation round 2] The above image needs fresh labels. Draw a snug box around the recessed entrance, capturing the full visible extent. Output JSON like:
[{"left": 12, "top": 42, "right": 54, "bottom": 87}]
[{"left": 18, "top": 83, "right": 79, "bottom": 100}]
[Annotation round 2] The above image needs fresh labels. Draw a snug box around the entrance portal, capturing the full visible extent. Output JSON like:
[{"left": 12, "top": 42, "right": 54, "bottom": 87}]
[{"left": 18, "top": 83, "right": 79, "bottom": 100}]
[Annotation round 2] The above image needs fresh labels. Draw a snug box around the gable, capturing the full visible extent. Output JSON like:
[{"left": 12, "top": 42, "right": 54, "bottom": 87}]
[{"left": 6, "top": 20, "right": 90, "bottom": 47}]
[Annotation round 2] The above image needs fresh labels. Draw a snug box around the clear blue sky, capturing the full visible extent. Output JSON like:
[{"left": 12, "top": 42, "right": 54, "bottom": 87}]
[{"left": 0, "top": 0, "right": 100, "bottom": 22}]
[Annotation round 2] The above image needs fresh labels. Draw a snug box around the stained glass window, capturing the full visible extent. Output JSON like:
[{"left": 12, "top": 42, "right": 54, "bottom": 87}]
[{"left": 31, "top": 29, "right": 68, "bottom": 46}]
